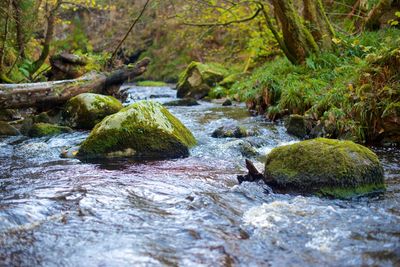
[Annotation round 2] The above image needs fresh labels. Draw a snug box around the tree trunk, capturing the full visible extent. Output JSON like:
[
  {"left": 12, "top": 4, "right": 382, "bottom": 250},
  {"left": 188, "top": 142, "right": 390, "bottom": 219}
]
[
  {"left": 12, "top": 0, "right": 26, "bottom": 59},
  {"left": 271, "top": 0, "right": 319, "bottom": 64},
  {"left": 260, "top": 5, "right": 298, "bottom": 64},
  {"left": 30, "top": 0, "right": 61, "bottom": 76},
  {"left": 0, "top": 0, "right": 12, "bottom": 82},
  {"left": 0, "top": 58, "right": 150, "bottom": 109},
  {"left": 303, "top": 0, "right": 335, "bottom": 50},
  {"left": 364, "top": 0, "right": 393, "bottom": 30}
]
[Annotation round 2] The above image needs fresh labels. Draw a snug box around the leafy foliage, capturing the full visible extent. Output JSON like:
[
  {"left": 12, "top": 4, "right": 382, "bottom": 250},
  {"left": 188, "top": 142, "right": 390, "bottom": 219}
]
[{"left": 229, "top": 28, "right": 400, "bottom": 143}]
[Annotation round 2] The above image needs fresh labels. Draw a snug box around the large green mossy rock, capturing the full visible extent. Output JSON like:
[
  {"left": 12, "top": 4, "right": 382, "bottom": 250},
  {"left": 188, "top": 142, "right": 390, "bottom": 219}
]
[
  {"left": 28, "top": 123, "right": 72, "bottom": 137},
  {"left": 264, "top": 138, "right": 385, "bottom": 198},
  {"left": 177, "top": 62, "right": 230, "bottom": 99},
  {"left": 63, "top": 93, "right": 123, "bottom": 129},
  {"left": 78, "top": 101, "right": 197, "bottom": 159}
]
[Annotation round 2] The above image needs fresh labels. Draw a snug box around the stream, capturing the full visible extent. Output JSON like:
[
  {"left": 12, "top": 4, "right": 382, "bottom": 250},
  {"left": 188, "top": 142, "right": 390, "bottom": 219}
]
[{"left": 0, "top": 85, "right": 399, "bottom": 266}]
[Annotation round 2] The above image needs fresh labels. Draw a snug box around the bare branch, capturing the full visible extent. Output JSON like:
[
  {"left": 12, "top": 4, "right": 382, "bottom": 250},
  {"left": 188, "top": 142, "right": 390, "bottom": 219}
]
[{"left": 108, "top": 0, "right": 152, "bottom": 67}]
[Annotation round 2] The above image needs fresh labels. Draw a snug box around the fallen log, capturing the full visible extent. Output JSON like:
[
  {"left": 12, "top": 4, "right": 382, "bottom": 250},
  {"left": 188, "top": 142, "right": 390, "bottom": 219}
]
[{"left": 0, "top": 58, "right": 150, "bottom": 109}]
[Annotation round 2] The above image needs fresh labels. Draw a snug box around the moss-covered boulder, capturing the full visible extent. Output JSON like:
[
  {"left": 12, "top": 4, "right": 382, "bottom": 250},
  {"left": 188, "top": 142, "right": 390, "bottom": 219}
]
[
  {"left": 78, "top": 101, "right": 197, "bottom": 159},
  {"left": 177, "top": 62, "right": 230, "bottom": 99},
  {"left": 0, "top": 121, "right": 20, "bottom": 136},
  {"left": 264, "top": 138, "right": 385, "bottom": 198},
  {"left": 63, "top": 93, "right": 123, "bottom": 129},
  {"left": 28, "top": 123, "right": 73, "bottom": 137}
]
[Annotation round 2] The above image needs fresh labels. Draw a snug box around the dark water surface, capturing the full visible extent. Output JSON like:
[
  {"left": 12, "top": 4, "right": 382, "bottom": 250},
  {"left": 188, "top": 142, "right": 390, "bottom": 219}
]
[{"left": 1, "top": 85, "right": 399, "bottom": 267}]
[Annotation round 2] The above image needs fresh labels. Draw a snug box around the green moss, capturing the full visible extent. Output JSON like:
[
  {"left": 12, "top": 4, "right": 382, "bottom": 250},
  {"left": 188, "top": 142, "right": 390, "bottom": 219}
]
[
  {"left": 319, "top": 183, "right": 386, "bottom": 199},
  {"left": 78, "top": 101, "right": 196, "bottom": 159},
  {"left": 218, "top": 73, "right": 246, "bottom": 89},
  {"left": 229, "top": 28, "right": 400, "bottom": 143},
  {"left": 209, "top": 86, "right": 228, "bottom": 99},
  {"left": 28, "top": 123, "right": 72, "bottom": 137},
  {"left": 63, "top": 93, "right": 123, "bottom": 129},
  {"left": 264, "top": 138, "right": 385, "bottom": 198},
  {"left": 136, "top": 81, "right": 168, "bottom": 87}
]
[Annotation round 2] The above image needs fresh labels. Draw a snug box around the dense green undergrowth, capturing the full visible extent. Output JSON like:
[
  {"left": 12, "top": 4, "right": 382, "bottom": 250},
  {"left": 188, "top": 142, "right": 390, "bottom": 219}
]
[{"left": 227, "top": 29, "right": 400, "bottom": 144}]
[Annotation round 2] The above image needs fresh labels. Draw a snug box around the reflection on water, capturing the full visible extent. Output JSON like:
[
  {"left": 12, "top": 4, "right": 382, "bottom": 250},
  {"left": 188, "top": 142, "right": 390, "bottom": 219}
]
[{"left": 0, "top": 85, "right": 399, "bottom": 266}]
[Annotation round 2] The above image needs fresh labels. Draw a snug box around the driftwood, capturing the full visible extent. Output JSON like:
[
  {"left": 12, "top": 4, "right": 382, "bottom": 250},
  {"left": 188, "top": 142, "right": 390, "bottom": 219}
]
[{"left": 0, "top": 58, "right": 150, "bottom": 109}]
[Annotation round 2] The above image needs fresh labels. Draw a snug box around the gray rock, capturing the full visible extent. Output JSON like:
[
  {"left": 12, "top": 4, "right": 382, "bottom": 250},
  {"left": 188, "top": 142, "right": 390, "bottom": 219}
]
[
  {"left": 164, "top": 98, "right": 199, "bottom": 106},
  {"left": 286, "top": 114, "right": 307, "bottom": 138},
  {"left": 0, "top": 121, "right": 20, "bottom": 136}
]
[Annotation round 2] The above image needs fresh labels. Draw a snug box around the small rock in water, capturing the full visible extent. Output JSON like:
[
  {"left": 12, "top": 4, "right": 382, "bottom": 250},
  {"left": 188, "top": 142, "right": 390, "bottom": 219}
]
[
  {"left": 164, "top": 98, "right": 199, "bottom": 106},
  {"left": 149, "top": 94, "right": 172, "bottom": 99},
  {"left": 212, "top": 125, "right": 256, "bottom": 138},
  {"left": 222, "top": 99, "right": 232, "bottom": 106},
  {"left": 239, "top": 141, "right": 260, "bottom": 158},
  {"left": 61, "top": 146, "right": 80, "bottom": 158},
  {"left": 28, "top": 123, "right": 73, "bottom": 137}
]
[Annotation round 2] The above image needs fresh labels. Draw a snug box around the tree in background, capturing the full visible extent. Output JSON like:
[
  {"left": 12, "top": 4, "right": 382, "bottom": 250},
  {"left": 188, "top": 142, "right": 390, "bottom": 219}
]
[
  {"left": 0, "top": 0, "right": 105, "bottom": 83},
  {"left": 180, "top": 0, "right": 335, "bottom": 64},
  {"left": 1, "top": 0, "right": 398, "bottom": 83}
]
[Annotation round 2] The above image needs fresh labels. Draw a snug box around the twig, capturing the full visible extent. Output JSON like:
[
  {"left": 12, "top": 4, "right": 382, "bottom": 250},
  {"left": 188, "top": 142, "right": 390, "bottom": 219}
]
[{"left": 108, "top": 0, "right": 151, "bottom": 67}]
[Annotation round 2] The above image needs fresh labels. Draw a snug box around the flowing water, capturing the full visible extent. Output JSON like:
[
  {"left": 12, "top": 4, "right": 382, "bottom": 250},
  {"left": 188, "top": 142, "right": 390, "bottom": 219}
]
[{"left": 0, "top": 85, "right": 399, "bottom": 267}]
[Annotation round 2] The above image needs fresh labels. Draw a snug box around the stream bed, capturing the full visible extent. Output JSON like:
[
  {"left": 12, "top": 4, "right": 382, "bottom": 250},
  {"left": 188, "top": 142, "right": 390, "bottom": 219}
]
[{"left": 1, "top": 85, "right": 399, "bottom": 266}]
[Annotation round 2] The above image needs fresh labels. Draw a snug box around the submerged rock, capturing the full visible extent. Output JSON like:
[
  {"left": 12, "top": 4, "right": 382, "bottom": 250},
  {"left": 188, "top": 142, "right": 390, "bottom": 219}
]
[
  {"left": 78, "top": 101, "right": 197, "bottom": 159},
  {"left": 63, "top": 93, "right": 123, "bottom": 129},
  {"left": 239, "top": 141, "right": 260, "bottom": 158},
  {"left": 264, "top": 138, "right": 385, "bottom": 198},
  {"left": 0, "top": 121, "right": 20, "bottom": 136},
  {"left": 61, "top": 146, "right": 80, "bottom": 158},
  {"left": 212, "top": 125, "right": 256, "bottom": 138},
  {"left": 28, "top": 123, "right": 73, "bottom": 137},
  {"left": 164, "top": 98, "right": 199, "bottom": 106},
  {"left": 177, "top": 62, "right": 230, "bottom": 99}
]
